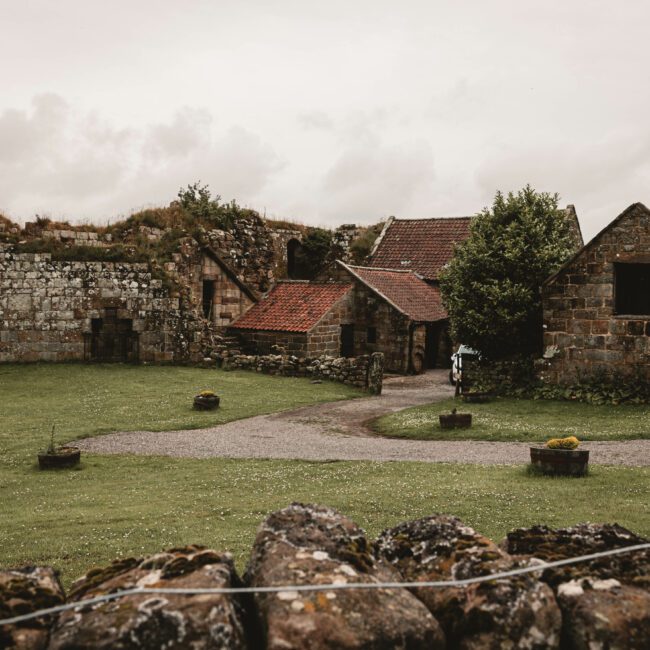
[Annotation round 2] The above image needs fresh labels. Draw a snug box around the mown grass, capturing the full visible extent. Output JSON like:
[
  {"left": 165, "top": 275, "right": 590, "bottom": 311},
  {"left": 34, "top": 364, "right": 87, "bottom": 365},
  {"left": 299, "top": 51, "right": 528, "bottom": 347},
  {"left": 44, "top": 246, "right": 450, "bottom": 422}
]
[
  {"left": 0, "top": 364, "right": 648, "bottom": 589},
  {"left": 0, "top": 363, "right": 361, "bottom": 454},
  {"left": 372, "top": 396, "right": 650, "bottom": 441}
]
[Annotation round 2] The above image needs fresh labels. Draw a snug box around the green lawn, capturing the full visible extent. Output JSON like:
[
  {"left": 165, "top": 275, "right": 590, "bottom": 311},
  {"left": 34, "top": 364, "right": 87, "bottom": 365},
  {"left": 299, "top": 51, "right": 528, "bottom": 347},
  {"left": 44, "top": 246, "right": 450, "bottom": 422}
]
[
  {"left": 1, "top": 364, "right": 648, "bottom": 589},
  {"left": 0, "top": 363, "right": 361, "bottom": 453},
  {"left": 372, "top": 397, "right": 650, "bottom": 442}
]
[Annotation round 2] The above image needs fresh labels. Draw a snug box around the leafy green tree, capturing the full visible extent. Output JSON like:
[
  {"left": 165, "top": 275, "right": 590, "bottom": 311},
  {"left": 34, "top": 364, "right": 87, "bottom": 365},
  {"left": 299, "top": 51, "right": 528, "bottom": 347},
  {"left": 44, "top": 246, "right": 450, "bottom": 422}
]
[
  {"left": 293, "top": 228, "right": 333, "bottom": 279},
  {"left": 439, "top": 185, "right": 576, "bottom": 359}
]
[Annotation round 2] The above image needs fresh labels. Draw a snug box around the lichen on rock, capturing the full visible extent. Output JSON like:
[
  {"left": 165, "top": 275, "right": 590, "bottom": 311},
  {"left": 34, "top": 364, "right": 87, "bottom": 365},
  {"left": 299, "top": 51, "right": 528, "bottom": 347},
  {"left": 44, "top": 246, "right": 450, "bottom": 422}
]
[
  {"left": 374, "top": 514, "right": 562, "bottom": 649},
  {"left": 245, "top": 503, "right": 445, "bottom": 649},
  {"left": 0, "top": 566, "right": 64, "bottom": 650},
  {"left": 49, "top": 545, "right": 250, "bottom": 649}
]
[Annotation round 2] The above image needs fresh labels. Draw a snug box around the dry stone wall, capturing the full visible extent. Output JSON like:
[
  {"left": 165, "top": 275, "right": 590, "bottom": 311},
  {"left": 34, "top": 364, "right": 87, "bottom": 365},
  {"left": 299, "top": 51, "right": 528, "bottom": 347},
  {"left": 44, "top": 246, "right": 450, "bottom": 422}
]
[
  {"left": 217, "top": 351, "right": 383, "bottom": 392},
  {"left": 2, "top": 507, "right": 647, "bottom": 649},
  {"left": 0, "top": 245, "right": 206, "bottom": 363}
]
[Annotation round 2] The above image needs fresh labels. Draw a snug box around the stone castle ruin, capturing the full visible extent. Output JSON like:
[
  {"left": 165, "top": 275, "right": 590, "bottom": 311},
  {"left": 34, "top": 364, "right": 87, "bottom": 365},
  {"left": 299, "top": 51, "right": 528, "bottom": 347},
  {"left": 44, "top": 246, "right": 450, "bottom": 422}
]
[
  {"left": 0, "top": 199, "right": 377, "bottom": 366},
  {"left": 2, "top": 195, "right": 601, "bottom": 382}
]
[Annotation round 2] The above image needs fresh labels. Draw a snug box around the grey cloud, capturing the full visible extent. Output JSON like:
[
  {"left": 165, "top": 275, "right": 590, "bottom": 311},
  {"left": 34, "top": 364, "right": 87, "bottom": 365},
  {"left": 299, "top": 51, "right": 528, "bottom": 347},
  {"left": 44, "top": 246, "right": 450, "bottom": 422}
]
[
  {"left": 321, "top": 138, "right": 435, "bottom": 221},
  {"left": 475, "top": 134, "right": 650, "bottom": 237},
  {"left": 298, "top": 111, "right": 334, "bottom": 131},
  {"left": 0, "top": 96, "right": 283, "bottom": 221}
]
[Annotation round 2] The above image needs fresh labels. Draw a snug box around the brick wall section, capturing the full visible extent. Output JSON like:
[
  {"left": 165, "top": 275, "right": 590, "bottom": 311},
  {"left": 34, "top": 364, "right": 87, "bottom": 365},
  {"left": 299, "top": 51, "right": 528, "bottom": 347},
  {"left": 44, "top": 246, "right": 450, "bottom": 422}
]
[
  {"left": 541, "top": 203, "right": 650, "bottom": 382},
  {"left": 0, "top": 246, "right": 206, "bottom": 363}
]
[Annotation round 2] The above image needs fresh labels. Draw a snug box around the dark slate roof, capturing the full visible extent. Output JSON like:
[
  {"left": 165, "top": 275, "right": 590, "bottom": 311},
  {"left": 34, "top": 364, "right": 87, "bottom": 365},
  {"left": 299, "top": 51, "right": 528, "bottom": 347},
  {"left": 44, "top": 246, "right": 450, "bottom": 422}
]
[
  {"left": 370, "top": 216, "right": 473, "bottom": 280},
  {"left": 340, "top": 262, "right": 447, "bottom": 322},
  {"left": 230, "top": 281, "right": 352, "bottom": 332}
]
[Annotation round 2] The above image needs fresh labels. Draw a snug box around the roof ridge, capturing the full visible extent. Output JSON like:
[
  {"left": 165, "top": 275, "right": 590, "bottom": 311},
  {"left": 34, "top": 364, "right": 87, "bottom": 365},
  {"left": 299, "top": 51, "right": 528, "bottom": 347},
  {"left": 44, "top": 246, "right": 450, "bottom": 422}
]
[
  {"left": 345, "top": 264, "right": 415, "bottom": 274},
  {"left": 389, "top": 215, "right": 474, "bottom": 222}
]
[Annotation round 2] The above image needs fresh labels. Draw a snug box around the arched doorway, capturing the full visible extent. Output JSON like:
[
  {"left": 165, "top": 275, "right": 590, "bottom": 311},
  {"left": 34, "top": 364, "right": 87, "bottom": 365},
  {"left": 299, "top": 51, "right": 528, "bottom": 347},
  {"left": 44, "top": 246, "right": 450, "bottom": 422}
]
[{"left": 287, "top": 238, "right": 302, "bottom": 279}]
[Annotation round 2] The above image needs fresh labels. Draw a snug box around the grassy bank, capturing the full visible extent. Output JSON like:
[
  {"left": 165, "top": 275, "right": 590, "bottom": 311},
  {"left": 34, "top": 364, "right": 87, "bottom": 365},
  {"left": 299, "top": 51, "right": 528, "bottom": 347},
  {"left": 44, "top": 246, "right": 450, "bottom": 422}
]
[{"left": 372, "top": 397, "right": 650, "bottom": 441}]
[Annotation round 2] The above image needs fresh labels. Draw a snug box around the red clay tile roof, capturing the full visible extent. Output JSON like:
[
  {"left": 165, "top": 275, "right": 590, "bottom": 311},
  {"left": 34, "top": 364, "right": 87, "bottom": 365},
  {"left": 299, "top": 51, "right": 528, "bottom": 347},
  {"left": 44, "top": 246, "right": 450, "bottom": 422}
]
[
  {"left": 370, "top": 216, "right": 473, "bottom": 280},
  {"left": 341, "top": 263, "right": 447, "bottom": 322},
  {"left": 230, "top": 282, "right": 352, "bottom": 332}
]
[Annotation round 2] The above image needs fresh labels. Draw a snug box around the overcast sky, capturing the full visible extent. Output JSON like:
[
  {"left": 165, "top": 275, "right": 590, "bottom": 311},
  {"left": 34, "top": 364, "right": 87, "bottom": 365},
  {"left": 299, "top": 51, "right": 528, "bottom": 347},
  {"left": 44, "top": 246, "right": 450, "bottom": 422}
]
[{"left": 1, "top": 1, "right": 648, "bottom": 240}]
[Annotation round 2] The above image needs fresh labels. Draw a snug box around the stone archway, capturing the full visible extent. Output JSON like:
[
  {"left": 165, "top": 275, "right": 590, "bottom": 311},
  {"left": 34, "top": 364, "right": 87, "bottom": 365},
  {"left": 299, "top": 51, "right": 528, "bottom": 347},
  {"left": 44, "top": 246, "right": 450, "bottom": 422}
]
[{"left": 287, "top": 238, "right": 302, "bottom": 279}]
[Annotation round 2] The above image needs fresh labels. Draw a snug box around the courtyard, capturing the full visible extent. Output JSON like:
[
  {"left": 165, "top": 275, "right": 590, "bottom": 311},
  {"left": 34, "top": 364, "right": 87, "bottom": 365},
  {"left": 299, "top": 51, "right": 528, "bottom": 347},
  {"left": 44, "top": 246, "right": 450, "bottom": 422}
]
[{"left": 1, "top": 364, "right": 648, "bottom": 589}]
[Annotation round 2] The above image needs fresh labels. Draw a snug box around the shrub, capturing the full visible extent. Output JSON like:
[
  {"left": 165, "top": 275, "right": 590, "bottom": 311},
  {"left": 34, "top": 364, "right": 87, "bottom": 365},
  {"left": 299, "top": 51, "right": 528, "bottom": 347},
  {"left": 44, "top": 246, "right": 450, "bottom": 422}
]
[{"left": 466, "top": 358, "right": 650, "bottom": 405}]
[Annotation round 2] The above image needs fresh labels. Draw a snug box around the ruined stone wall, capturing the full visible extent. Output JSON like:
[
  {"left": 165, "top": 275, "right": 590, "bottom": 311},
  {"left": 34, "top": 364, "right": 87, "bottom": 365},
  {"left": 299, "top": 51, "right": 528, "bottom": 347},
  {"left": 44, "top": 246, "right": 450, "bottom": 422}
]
[
  {"left": 0, "top": 246, "right": 206, "bottom": 363},
  {"left": 39, "top": 228, "right": 111, "bottom": 247},
  {"left": 542, "top": 203, "right": 650, "bottom": 383},
  {"left": 203, "top": 214, "right": 277, "bottom": 293},
  {"left": 268, "top": 227, "right": 304, "bottom": 279}
]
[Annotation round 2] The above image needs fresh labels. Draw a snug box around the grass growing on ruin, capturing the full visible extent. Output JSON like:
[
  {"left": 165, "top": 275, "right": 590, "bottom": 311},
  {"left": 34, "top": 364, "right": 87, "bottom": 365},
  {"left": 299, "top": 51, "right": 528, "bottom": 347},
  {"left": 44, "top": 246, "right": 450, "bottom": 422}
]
[{"left": 371, "top": 397, "right": 650, "bottom": 441}]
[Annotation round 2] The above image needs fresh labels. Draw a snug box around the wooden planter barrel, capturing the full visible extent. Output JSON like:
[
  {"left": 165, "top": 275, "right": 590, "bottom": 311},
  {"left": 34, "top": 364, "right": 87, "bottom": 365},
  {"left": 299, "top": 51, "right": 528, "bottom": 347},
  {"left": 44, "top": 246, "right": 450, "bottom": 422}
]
[
  {"left": 439, "top": 413, "right": 472, "bottom": 429},
  {"left": 193, "top": 394, "right": 220, "bottom": 410},
  {"left": 530, "top": 447, "right": 589, "bottom": 477},
  {"left": 38, "top": 446, "right": 81, "bottom": 470},
  {"left": 462, "top": 392, "right": 493, "bottom": 404}
]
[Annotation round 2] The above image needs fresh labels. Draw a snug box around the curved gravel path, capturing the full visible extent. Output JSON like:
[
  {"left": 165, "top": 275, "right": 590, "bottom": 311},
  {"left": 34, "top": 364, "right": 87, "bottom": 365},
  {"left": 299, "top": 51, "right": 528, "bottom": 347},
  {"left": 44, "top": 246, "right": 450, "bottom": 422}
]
[{"left": 78, "top": 370, "right": 650, "bottom": 466}]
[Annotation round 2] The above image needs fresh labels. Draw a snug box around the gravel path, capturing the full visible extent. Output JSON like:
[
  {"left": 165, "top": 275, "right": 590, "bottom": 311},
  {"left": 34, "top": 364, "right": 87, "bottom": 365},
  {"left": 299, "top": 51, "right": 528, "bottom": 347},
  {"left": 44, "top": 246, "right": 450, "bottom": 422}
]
[{"left": 78, "top": 370, "right": 650, "bottom": 466}]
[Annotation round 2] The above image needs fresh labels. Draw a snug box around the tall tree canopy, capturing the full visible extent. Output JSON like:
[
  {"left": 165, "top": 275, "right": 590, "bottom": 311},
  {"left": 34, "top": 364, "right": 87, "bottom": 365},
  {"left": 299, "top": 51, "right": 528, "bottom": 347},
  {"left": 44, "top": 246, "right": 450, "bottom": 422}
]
[{"left": 439, "top": 185, "right": 577, "bottom": 359}]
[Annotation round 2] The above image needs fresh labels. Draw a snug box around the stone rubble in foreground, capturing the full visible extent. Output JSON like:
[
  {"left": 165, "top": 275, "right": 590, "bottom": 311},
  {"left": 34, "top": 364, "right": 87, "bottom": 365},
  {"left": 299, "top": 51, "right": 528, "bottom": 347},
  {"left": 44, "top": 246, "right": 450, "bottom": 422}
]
[{"left": 1, "top": 505, "right": 648, "bottom": 649}]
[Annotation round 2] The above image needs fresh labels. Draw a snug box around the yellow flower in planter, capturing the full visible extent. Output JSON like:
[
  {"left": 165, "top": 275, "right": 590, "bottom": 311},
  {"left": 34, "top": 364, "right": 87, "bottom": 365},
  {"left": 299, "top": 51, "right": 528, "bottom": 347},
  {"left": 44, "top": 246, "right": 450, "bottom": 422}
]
[
  {"left": 199, "top": 390, "right": 217, "bottom": 398},
  {"left": 546, "top": 436, "right": 580, "bottom": 450}
]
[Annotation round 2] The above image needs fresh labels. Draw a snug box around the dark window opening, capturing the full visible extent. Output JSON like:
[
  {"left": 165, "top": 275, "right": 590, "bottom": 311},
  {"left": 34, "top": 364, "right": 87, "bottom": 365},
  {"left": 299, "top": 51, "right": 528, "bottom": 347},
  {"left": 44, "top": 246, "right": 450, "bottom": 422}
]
[
  {"left": 202, "top": 280, "right": 215, "bottom": 319},
  {"left": 88, "top": 309, "right": 138, "bottom": 362},
  {"left": 340, "top": 324, "right": 355, "bottom": 357},
  {"left": 287, "top": 239, "right": 301, "bottom": 279},
  {"left": 367, "top": 326, "right": 377, "bottom": 344},
  {"left": 615, "top": 263, "right": 650, "bottom": 315}
]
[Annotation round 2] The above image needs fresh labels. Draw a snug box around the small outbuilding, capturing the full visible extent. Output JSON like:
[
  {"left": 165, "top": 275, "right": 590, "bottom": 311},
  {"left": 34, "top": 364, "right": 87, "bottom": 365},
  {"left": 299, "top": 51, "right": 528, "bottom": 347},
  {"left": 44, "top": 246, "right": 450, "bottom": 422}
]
[
  {"left": 230, "top": 260, "right": 450, "bottom": 374},
  {"left": 542, "top": 202, "right": 650, "bottom": 383}
]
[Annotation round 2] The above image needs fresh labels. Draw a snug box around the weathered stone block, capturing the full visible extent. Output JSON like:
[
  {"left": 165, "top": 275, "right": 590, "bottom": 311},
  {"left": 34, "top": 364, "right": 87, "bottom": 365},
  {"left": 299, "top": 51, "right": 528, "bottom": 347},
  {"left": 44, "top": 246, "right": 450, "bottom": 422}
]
[
  {"left": 246, "top": 504, "right": 444, "bottom": 649},
  {"left": 375, "top": 515, "right": 561, "bottom": 649}
]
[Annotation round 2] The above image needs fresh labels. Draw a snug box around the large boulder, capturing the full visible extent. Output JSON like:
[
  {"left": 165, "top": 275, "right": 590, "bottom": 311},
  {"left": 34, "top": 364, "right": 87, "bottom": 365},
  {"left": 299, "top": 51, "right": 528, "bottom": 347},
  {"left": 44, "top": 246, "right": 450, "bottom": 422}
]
[
  {"left": 245, "top": 503, "right": 445, "bottom": 649},
  {"left": 48, "top": 545, "right": 250, "bottom": 649},
  {"left": 374, "top": 514, "right": 561, "bottom": 649},
  {"left": 503, "top": 523, "right": 650, "bottom": 649},
  {"left": 0, "top": 566, "right": 64, "bottom": 650}
]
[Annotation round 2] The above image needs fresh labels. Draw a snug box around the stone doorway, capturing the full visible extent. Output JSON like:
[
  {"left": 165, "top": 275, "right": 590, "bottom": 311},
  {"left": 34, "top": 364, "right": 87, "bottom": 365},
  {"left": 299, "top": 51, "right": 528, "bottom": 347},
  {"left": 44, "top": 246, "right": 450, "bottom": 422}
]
[
  {"left": 340, "top": 324, "right": 355, "bottom": 358},
  {"left": 425, "top": 323, "right": 439, "bottom": 369},
  {"left": 87, "top": 308, "right": 138, "bottom": 362}
]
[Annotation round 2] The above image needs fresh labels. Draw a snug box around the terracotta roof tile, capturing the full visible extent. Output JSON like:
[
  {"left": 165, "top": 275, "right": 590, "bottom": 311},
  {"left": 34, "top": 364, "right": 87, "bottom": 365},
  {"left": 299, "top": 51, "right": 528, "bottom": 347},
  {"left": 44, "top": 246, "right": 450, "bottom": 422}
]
[
  {"left": 370, "top": 217, "right": 473, "bottom": 280},
  {"left": 343, "top": 264, "right": 447, "bottom": 322},
  {"left": 230, "top": 282, "right": 352, "bottom": 332}
]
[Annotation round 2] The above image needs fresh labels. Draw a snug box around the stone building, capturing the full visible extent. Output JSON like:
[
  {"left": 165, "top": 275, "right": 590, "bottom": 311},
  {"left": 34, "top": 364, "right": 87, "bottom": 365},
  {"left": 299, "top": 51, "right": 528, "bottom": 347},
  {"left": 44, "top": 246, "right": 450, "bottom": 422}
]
[
  {"left": 228, "top": 281, "right": 354, "bottom": 357},
  {"left": 231, "top": 260, "right": 448, "bottom": 374},
  {"left": 541, "top": 202, "right": 650, "bottom": 383},
  {"left": 369, "top": 216, "right": 474, "bottom": 283}
]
